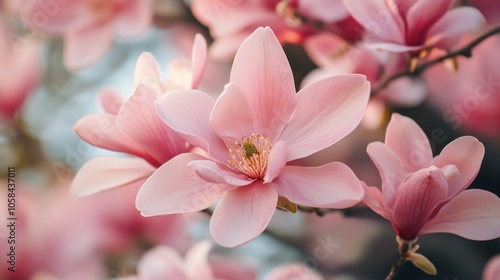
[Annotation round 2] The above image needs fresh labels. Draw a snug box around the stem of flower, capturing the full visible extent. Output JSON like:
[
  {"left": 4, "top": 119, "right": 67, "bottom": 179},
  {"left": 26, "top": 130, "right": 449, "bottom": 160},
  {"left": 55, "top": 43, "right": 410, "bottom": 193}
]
[{"left": 384, "top": 237, "right": 417, "bottom": 280}]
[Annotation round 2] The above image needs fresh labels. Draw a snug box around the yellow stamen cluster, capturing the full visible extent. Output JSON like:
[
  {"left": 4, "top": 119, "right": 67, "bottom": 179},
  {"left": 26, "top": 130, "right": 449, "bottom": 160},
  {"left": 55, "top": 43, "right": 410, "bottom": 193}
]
[{"left": 228, "top": 134, "right": 272, "bottom": 179}]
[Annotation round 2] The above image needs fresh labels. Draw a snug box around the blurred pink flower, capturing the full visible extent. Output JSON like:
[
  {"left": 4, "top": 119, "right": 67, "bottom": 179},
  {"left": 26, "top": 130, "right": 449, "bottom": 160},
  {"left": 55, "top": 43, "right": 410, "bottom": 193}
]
[
  {"left": 21, "top": 0, "right": 152, "bottom": 70},
  {"left": 265, "top": 263, "right": 322, "bottom": 280},
  {"left": 70, "top": 34, "right": 207, "bottom": 196},
  {"left": 191, "top": 0, "right": 358, "bottom": 59},
  {"left": 303, "top": 32, "right": 427, "bottom": 107},
  {"left": 136, "top": 27, "right": 369, "bottom": 247},
  {"left": 119, "top": 241, "right": 255, "bottom": 280},
  {"left": 483, "top": 255, "right": 500, "bottom": 280},
  {"left": 0, "top": 20, "right": 41, "bottom": 121},
  {"left": 364, "top": 113, "right": 500, "bottom": 241},
  {"left": 343, "top": 0, "right": 485, "bottom": 53}
]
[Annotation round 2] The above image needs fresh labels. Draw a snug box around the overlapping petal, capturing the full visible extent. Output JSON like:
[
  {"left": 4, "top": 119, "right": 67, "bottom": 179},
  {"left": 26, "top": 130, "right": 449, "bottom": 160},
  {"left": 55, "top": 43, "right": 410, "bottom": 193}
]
[
  {"left": 280, "top": 74, "right": 369, "bottom": 161},
  {"left": 420, "top": 190, "right": 500, "bottom": 240},
  {"left": 70, "top": 156, "right": 155, "bottom": 196},
  {"left": 136, "top": 153, "right": 235, "bottom": 216},
  {"left": 210, "top": 182, "right": 278, "bottom": 247},
  {"left": 274, "top": 162, "right": 364, "bottom": 208}
]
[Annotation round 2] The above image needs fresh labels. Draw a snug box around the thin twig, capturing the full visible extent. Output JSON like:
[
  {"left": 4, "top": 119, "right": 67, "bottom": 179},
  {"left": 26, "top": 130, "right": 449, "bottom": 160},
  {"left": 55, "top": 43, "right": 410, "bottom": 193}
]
[
  {"left": 385, "top": 237, "right": 416, "bottom": 280},
  {"left": 372, "top": 26, "right": 500, "bottom": 95}
]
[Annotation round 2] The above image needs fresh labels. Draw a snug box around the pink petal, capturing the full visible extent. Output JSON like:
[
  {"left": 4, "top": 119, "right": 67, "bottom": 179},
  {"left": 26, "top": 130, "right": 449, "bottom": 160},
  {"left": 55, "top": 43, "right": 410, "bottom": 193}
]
[
  {"left": 392, "top": 167, "right": 449, "bottom": 240},
  {"left": 209, "top": 83, "right": 255, "bottom": 146},
  {"left": 184, "top": 241, "right": 214, "bottom": 280},
  {"left": 385, "top": 113, "right": 433, "bottom": 171},
  {"left": 365, "top": 42, "right": 424, "bottom": 52},
  {"left": 426, "top": 7, "right": 486, "bottom": 50},
  {"left": 303, "top": 33, "right": 347, "bottom": 67},
  {"left": 405, "top": 0, "right": 452, "bottom": 45},
  {"left": 208, "top": 33, "right": 249, "bottom": 60},
  {"left": 99, "top": 88, "right": 123, "bottom": 115},
  {"left": 298, "top": 0, "right": 349, "bottom": 23},
  {"left": 116, "top": 85, "right": 187, "bottom": 166},
  {"left": 280, "top": 74, "right": 370, "bottom": 161},
  {"left": 274, "top": 162, "right": 364, "bottom": 208},
  {"left": 134, "top": 52, "right": 164, "bottom": 95},
  {"left": 343, "top": 0, "right": 405, "bottom": 43},
  {"left": 363, "top": 184, "right": 392, "bottom": 220},
  {"left": 114, "top": 0, "right": 152, "bottom": 39},
  {"left": 190, "top": 33, "right": 208, "bottom": 89},
  {"left": 483, "top": 255, "right": 500, "bottom": 280},
  {"left": 263, "top": 140, "right": 287, "bottom": 183},
  {"left": 136, "top": 153, "right": 235, "bottom": 216},
  {"left": 63, "top": 23, "right": 113, "bottom": 70},
  {"left": 188, "top": 160, "right": 254, "bottom": 186},
  {"left": 380, "top": 77, "right": 427, "bottom": 106},
  {"left": 432, "top": 136, "right": 484, "bottom": 200},
  {"left": 155, "top": 89, "right": 227, "bottom": 160},
  {"left": 266, "top": 263, "right": 323, "bottom": 280},
  {"left": 210, "top": 181, "right": 278, "bottom": 247},
  {"left": 70, "top": 156, "right": 155, "bottom": 196},
  {"left": 73, "top": 114, "right": 155, "bottom": 164},
  {"left": 137, "top": 246, "right": 188, "bottom": 280},
  {"left": 420, "top": 190, "right": 500, "bottom": 240},
  {"left": 229, "top": 27, "right": 297, "bottom": 142},
  {"left": 367, "top": 142, "right": 406, "bottom": 208}
]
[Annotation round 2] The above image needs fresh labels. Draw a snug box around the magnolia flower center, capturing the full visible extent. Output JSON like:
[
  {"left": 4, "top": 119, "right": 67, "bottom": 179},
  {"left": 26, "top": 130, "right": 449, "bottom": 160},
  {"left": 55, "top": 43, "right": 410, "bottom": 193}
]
[{"left": 227, "top": 134, "right": 271, "bottom": 179}]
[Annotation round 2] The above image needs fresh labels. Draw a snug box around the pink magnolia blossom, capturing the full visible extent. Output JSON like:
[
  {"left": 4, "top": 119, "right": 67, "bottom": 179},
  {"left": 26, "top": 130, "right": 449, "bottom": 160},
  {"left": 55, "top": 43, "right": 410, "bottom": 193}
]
[
  {"left": 483, "top": 255, "right": 500, "bottom": 280},
  {"left": 21, "top": 0, "right": 152, "bottom": 70},
  {"left": 343, "top": 0, "right": 486, "bottom": 53},
  {"left": 0, "top": 19, "right": 41, "bottom": 121},
  {"left": 119, "top": 241, "right": 255, "bottom": 280},
  {"left": 364, "top": 113, "right": 500, "bottom": 241},
  {"left": 191, "top": 0, "right": 357, "bottom": 59},
  {"left": 70, "top": 34, "right": 207, "bottom": 196},
  {"left": 265, "top": 263, "right": 322, "bottom": 280},
  {"left": 136, "top": 27, "right": 369, "bottom": 247}
]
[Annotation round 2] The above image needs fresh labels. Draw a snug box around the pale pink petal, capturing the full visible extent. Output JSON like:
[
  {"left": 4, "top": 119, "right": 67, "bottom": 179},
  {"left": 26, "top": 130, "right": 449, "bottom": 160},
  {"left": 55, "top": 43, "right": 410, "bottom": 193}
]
[
  {"left": 298, "top": 0, "right": 348, "bottom": 23},
  {"left": 184, "top": 241, "right": 214, "bottom": 280},
  {"left": 274, "top": 162, "right": 364, "bottom": 208},
  {"left": 209, "top": 83, "right": 255, "bottom": 146},
  {"left": 405, "top": 0, "right": 452, "bottom": 45},
  {"left": 380, "top": 77, "right": 427, "bottom": 106},
  {"left": 366, "top": 142, "right": 406, "bottom": 208},
  {"left": 116, "top": 85, "right": 187, "bottom": 165},
  {"left": 210, "top": 182, "right": 278, "bottom": 247},
  {"left": 280, "top": 74, "right": 370, "bottom": 161},
  {"left": 483, "top": 255, "right": 500, "bottom": 280},
  {"left": 209, "top": 33, "right": 249, "bottom": 60},
  {"left": 392, "top": 167, "right": 449, "bottom": 240},
  {"left": 210, "top": 257, "right": 256, "bottom": 280},
  {"left": 70, "top": 156, "right": 155, "bottom": 196},
  {"left": 63, "top": 23, "right": 114, "bottom": 70},
  {"left": 114, "top": 0, "right": 152, "bottom": 39},
  {"left": 190, "top": 34, "right": 208, "bottom": 89},
  {"left": 73, "top": 114, "right": 155, "bottom": 164},
  {"left": 188, "top": 160, "right": 254, "bottom": 186},
  {"left": 420, "top": 190, "right": 500, "bottom": 240},
  {"left": 385, "top": 113, "right": 433, "bottom": 171},
  {"left": 263, "top": 140, "right": 287, "bottom": 183},
  {"left": 137, "top": 246, "right": 189, "bottom": 280},
  {"left": 134, "top": 52, "right": 164, "bottom": 94},
  {"left": 432, "top": 136, "right": 484, "bottom": 200},
  {"left": 343, "top": 0, "right": 405, "bottom": 43},
  {"left": 229, "top": 27, "right": 297, "bottom": 142},
  {"left": 155, "top": 89, "right": 227, "bottom": 159},
  {"left": 136, "top": 153, "right": 235, "bottom": 216},
  {"left": 99, "top": 88, "right": 123, "bottom": 115},
  {"left": 363, "top": 184, "right": 392, "bottom": 220},
  {"left": 303, "top": 33, "right": 347, "bottom": 67},
  {"left": 266, "top": 263, "right": 323, "bottom": 280},
  {"left": 426, "top": 7, "right": 486, "bottom": 50}
]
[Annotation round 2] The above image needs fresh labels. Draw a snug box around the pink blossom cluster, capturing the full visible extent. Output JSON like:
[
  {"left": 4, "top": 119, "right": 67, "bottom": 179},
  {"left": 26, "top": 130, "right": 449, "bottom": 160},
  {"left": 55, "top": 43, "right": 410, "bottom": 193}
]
[{"left": 1, "top": 0, "right": 500, "bottom": 279}]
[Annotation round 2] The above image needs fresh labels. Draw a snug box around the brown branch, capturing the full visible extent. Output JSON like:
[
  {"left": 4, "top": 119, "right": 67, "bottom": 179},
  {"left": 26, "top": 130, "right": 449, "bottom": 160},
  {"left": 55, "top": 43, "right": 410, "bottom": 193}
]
[
  {"left": 385, "top": 237, "right": 416, "bottom": 280},
  {"left": 372, "top": 26, "right": 500, "bottom": 95}
]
